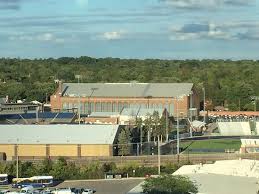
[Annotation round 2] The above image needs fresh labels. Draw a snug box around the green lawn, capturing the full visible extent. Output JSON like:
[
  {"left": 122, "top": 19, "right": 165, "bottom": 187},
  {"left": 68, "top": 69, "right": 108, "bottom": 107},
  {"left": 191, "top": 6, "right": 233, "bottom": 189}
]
[{"left": 180, "top": 139, "right": 241, "bottom": 153}]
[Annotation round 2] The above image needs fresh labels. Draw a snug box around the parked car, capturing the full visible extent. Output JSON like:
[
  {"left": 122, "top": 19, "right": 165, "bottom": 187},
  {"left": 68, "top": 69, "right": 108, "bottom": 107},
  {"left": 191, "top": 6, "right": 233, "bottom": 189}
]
[
  {"left": 20, "top": 185, "right": 34, "bottom": 193},
  {"left": 71, "top": 188, "right": 96, "bottom": 194},
  {"left": 52, "top": 188, "right": 75, "bottom": 194},
  {"left": 0, "top": 190, "right": 9, "bottom": 194}
]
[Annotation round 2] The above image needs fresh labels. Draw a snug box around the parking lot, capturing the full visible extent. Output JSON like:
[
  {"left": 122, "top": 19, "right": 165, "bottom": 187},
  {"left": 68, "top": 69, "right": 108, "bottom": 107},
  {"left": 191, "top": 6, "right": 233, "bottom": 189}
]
[
  {"left": 56, "top": 178, "right": 144, "bottom": 194},
  {"left": 0, "top": 178, "right": 144, "bottom": 194}
]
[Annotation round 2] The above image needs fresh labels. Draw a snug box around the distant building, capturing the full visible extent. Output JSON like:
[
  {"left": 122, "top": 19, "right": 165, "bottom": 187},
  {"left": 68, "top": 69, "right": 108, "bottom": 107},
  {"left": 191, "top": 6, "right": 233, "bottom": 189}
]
[
  {"left": 0, "top": 102, "right": 39, "bottom": 115},
  {"left": 119, "top": 107, "right": 167, "bottom": 125},
  {"left": 84, "top": 112, "right": 120, "bottom": 125},
  {"left": 84, "top": 107, "right": 169, "bottom": 125},
  {"left": 0, "top": 124, "right": 120, "bottom": 160},
  {"left": 51, "top": 82, "right": 199, "bottom": 118}
]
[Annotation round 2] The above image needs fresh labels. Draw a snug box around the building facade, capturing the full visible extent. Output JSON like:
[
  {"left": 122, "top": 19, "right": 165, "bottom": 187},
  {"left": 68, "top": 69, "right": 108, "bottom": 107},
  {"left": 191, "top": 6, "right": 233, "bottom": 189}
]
[
  {"left": 0, "top": 125, "right": 119, "bottom": 160},
  {"left": 51, "top": 82, "right": 200, "bottom": 118}
]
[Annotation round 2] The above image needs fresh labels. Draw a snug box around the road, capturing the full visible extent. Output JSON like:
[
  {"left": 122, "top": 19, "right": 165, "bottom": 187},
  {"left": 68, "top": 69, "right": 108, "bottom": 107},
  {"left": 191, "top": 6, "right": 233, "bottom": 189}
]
[{"left": 57, "top": 178, "right": 144, "bottom": 194}]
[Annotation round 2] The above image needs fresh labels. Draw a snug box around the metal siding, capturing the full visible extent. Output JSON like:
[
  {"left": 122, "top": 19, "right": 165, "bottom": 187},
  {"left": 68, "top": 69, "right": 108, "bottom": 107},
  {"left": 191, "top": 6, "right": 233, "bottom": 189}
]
[
  {"left": 62, "top": 83, "right": 193, "bottom": 98},
  {"left": 0, "top": 125, "right": 119, "bottom": 145}
]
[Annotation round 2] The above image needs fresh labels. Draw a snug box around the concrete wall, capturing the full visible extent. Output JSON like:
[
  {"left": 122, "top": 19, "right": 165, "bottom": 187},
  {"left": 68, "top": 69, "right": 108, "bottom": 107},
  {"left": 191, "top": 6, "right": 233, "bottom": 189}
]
[
  {"left": 0, "top": 145, "right": 14, "bottom": 160},
  {"left": 0, "top": 144, "right": 113, "bottom": 160},
  {"left": 81, "top": 144, "right": 112, "bottom": 156},
  {"left": 18, "top": 145, "right": 46, "bottom": 157},
  {"left": 49, "top": 144, "right": 78, "bottom": 157}
]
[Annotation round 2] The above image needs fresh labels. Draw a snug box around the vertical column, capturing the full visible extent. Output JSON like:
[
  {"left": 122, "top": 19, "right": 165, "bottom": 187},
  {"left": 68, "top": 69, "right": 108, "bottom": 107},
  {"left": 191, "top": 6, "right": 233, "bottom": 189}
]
[
  {"left": 77, "top": 144, "right": 81, "bottom": 158},
  {"left": 46, "top": 144, "right": 50, "bottom": 158},
  {"left": 14, "top": 144, "right": 18, "bottom": 158}
]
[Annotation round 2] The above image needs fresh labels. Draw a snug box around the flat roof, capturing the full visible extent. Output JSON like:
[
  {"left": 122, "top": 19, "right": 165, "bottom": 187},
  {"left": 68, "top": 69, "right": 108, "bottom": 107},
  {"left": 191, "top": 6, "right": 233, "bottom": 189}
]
[
  {"left": 62, "top": 83, "right": 193, "bottom": 98},
  {"left": 0, "top": 124, "right": 119, "bottom": 145},
  {"left": 128, "top": 160, "right": 259, "bottom": 194}
]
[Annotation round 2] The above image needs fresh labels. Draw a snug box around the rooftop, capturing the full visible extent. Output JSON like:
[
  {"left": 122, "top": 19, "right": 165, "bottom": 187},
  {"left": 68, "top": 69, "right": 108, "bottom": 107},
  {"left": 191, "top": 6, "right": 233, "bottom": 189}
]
[
  {"left": 0, "top": 124, "right": 119, "bottom": 145},
  {"left": 61, "top": 83, "right": 193, "bottom": 98}
]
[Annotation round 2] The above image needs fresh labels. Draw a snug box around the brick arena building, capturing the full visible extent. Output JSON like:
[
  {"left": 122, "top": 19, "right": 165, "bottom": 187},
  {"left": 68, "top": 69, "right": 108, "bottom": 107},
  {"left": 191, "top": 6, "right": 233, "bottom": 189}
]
[{"left": 51, "top": 82, "right": 199, "bottom": 117}]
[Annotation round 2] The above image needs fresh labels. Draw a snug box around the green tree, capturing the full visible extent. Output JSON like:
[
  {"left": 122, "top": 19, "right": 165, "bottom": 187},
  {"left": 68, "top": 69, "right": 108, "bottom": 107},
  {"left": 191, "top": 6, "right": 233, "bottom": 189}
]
[
  {"left": 20, "top": 161, "right": 36, "bottom": 177},
  {"left": 136, "top": 117, "right": 143, "bottom": 154},
  {"left": 152, "top": 111, "right": 161, "bottom": 139},
  {"left": 144, "top": 113, "right": 153, "bottom": 143},
  {"left": 50, "top": 157, "right": 68, "bottom": 180},
  {"left": 118, "top": 128, "right": 131, "bottom": 156},
  {"left": 37, "top": 158, "right": 53, "bottom": 175},
  {"left": 142, "top": 175, "right": 198, "bottom": 194}
]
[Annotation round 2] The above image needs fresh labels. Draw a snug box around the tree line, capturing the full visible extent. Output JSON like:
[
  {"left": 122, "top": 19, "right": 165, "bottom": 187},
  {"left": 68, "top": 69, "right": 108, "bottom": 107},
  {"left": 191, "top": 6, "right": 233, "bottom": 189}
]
[
  {"left": 0, "top": 157, "right": 180, "bottom": 180},
  {"left": 0, "top": 57, "right": 258, "bottom": 110}
]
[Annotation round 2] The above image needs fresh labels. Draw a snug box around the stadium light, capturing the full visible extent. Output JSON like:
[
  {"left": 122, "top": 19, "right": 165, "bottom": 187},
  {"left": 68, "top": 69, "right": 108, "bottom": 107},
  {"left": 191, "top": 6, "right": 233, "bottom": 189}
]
[{"left": 202, "top": 87, "right": 206, "bottom": 123}]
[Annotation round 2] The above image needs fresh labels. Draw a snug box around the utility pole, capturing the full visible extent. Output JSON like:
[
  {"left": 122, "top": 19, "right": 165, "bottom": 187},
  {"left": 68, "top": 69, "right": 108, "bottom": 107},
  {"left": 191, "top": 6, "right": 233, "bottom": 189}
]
[{"left": 75, "top": 75, "right": 81, "bottom": 125}]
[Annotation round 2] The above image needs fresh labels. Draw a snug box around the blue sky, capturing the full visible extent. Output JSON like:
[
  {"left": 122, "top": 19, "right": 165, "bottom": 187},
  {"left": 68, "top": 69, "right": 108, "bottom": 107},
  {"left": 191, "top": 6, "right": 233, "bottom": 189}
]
[{"left": 0, "top": 0, "right": 259, "bottom": 59}]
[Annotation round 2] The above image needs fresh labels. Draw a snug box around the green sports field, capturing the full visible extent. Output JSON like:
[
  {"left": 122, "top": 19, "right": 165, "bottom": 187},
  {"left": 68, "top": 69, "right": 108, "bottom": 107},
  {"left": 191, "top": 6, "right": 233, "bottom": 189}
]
[{"left": 180, "top": 139, "right": 241, "bottom": 153}]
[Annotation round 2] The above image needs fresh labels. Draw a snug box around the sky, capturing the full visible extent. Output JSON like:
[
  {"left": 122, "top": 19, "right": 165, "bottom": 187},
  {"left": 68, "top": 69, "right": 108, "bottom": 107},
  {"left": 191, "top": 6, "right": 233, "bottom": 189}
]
[{"left": 0, "top": 0, "right": 259, "bottom": 59}]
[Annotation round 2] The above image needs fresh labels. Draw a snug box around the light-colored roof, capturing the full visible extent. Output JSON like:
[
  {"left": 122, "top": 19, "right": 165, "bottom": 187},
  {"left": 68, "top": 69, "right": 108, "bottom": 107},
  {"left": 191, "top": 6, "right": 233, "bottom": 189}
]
[
  {"left": 62, "top": 83, "right": 193, "bottom": 98},
  {"left": 120, "top": 107, "right": 164, "bottom": 117},
  {"left": 0, "top": 124, "right": 119, "bottom": 145},
  {"left": 129, "top": 159, "right": 259, "bottom": 194},
  {"left": 172, "top": 159, "right": 259, "bottom": 194},
  {"left": 217, "top": 122, "right": 251, "bottom": 136}
]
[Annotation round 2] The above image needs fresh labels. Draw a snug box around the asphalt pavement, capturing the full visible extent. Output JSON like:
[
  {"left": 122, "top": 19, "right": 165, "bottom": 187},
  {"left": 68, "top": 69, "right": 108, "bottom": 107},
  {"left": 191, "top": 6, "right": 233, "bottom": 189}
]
[{"left": 57, "top": 178, "right": 144, "bottom": 194}]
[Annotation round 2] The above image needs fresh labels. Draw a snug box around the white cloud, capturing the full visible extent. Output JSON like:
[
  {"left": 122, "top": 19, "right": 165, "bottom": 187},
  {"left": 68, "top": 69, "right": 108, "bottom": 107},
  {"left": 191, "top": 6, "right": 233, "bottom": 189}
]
[
  {"left": 160, "top": 0, "right": 254, "bottom": 9},
  {"left": 37, "top": 33, "right": 54, "bottom": 41},
  {"left": 164, "top": 0, "right": 220, "bottom": 9},
  {"left": 8, "top": 33, "right": 65, "bottom": 43},
  {"left": 97, "top": 30, "right": 127, "bottom": 40}
]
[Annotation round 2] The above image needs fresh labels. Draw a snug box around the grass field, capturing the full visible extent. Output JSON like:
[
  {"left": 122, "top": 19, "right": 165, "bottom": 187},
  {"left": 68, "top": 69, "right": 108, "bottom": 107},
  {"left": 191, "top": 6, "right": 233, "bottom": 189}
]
[{"left": 180, "top": 139, "right": 241, "bottom": 153}]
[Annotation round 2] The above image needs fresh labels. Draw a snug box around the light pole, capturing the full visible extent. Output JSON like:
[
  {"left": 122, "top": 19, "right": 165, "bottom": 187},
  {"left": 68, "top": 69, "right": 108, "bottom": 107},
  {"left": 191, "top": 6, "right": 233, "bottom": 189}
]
[
  {"left": 165, "top": 110, "right": 169, "bottom": 142},
  {"left": 157, "top": 135, "right": 161, "bottom": 175},
  {"left": 88, "top": 87, "right": 98, "bottom": 115},
  {"left": 16, "top": 140, "right": 19, "bottom": 178},
  {"left": 251, "top": 96, "right": 259, "bottom": 112},
  {"left": 75, "top": 75, "right": 81, "bottom": 125},
  {"left": 176, "top": 98, "right": 180, "bottom": 155},
  {"left": 202, "top": 87, "right": 206, "bottom": 123},
  {"left": 189, "top": 91, "right": 193, "bottom": 138}
]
